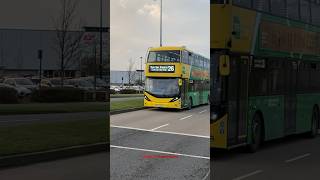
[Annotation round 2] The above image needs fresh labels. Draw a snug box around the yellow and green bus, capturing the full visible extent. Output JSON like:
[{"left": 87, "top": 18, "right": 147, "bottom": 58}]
[
  {"left": 144, "top": 46, "right": 209, "bottom": 109},
  {"left": 211, "top": 0, "right": 320, "bottom": 152}
]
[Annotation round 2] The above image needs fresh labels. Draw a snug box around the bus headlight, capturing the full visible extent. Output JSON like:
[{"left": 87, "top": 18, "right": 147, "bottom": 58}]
[
  {"left": 169, "top": 97, "right": 179, "bottom": 102},
  {"left": 144, "top": 95, "right": 151, "bottom": 101}
]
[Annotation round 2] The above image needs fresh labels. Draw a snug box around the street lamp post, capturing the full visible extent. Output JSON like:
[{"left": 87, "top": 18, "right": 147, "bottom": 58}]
[{"left": 140, "top": 56, "right": 143, "bottom": 86}]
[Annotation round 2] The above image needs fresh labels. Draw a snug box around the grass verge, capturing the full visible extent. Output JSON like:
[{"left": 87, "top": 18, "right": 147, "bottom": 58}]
[
  {"left": 0, "top": 99, "right": 143, "bottom": 115},
  {"left": 110, "top": 99, "right": 143, "bottom": 112},
  {"left": 0, "top": 119, "right": 108, "bottom": 156}
]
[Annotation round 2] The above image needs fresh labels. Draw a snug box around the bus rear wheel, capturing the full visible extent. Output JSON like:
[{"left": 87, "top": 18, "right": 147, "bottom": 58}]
[
  {"left": 309, "top": 107, "right": 319, "bottom": 138},
  {"left": 248, "top": 114, "right": 263, "bottom": 153}
]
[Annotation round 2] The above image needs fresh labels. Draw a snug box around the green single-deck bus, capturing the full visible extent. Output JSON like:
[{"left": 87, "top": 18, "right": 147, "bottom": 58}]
[{"left": 210, "top": 0, "right": 320, "bottom": 151}]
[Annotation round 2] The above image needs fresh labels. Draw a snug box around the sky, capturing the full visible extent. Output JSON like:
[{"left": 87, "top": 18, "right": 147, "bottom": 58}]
[{"left": 110, "top": 0, "right": 210, "bottom": 71}]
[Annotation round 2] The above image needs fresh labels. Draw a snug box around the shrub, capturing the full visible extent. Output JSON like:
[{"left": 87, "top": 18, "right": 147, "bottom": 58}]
[
  {"left": 110, "top": 89, "right": 116, "bottom": 94},
  {"left": 31, "top": 87, "right": 84, "bottom": 102},
  {"left": 0, "top": 87, "right": 19, "bottom": 103}
]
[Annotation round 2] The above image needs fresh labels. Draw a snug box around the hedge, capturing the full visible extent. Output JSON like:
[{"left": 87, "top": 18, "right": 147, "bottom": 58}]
[
  {"left": 32, "top": 87, "right": 85, "bottom": 102},
  {"left": 0, "top": 87, "right": 19, "bottom": 104}
]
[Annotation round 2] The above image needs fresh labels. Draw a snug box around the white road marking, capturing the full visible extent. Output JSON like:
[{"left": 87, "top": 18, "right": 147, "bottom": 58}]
[
  {"left": 111, "top": 145, "right": 210, "bottom": 160},
  {"left": 202, "top": 170, "right": 210, "bottom": 180},
  {"left": 179, "top": 115, "right": 193, "bottom": 120},
  {"left": 150, "top": 124, "right": 169, "bottom": 131},
  {"left": 111, "top": 125, "right": 210, "bottom": 138},
  {"left": 199, "top": 109, "right": 207, "bottom": 114},
  {"left": 232, "top": 170, "right": 263, "bottom": 180},
  {"left": 285, "top": 153, "right": 311, "bottom": 163}
]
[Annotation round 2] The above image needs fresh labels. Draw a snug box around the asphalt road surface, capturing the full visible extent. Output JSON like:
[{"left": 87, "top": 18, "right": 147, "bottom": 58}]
[
  {"left": 110, "top": 106, "right": 210, "bottom": 180},
  {"left": 0, "top": 153, "right": 108, "bottom": 180},
  {"left": 212, "top": 134, "right": 320, "bottom": 180}
]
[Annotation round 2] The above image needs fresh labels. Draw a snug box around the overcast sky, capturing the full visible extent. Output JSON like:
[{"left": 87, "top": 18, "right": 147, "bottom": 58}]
[{"left": 110, "top": 0, "right": 209, "bottom": 71}]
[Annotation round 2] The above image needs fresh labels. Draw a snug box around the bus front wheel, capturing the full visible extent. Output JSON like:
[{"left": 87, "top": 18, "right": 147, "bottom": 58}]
[
  {"left": 248, "top": 114, "right": 263, "bottom": 153},
  {"left": 309, "top": 106, "right": 319, "bottom": 138}
]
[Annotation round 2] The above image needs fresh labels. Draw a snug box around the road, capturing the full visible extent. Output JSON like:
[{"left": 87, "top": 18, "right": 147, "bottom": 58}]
[
  {"left": 212, "top": 134, "right": 320, "bottom": 180},
  {"left": 0, "top": 153, "right": 108, "bottom": 180},
  {"left": 0, "top": 112, "right": 105, "bottom": 126},
  {"left": 110, "top": 106, "right": 210, "bottom": 180}
]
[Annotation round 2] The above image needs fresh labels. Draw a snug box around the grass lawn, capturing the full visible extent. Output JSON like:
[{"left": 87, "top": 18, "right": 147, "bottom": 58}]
[
  {"left": 110, "top": 99, "right": 143, "bottom": 112},
  {"left": 111, "top": 94, "right": 143, "bottom": 98},
  {"left": 0, "top": 119, "right": 108, "bottom": 156},
  {"left": 0, "top": 99, "right": 144, "bottom": 115}
]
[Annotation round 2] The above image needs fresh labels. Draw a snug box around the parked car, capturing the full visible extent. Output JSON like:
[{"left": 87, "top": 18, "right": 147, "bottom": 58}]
[
  {"left": 3, "top": 78, "right": 37, "bottom": 91},
  {"left": 80, "top": 76, "right": 108, "bottom": 90},
  {"left": 65, "top": 78, "right": 94, "bottom": 91},
  {"left": 0, "top": 83, "right": 31, "bottom": 97},
  {"left": 40, "top": 78, "right": 74, "bottom": 88},
  {"left": 110, "top": 85, "right": 121, "bottom": 93}
]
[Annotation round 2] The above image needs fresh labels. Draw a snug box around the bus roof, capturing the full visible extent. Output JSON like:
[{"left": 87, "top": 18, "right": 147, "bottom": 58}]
[
  {"left": 149, "top": 46, "right": 186, "bottom": 51},
  {"left": 149, "top": 46, "right": 209, "bottom": 60}
]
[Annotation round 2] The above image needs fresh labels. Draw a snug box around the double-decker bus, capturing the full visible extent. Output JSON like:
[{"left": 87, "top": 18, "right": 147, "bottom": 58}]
[
  {"left": 144, "top": 46, "right": 209, "bottom": 109},
  {"left": 211, "top": 0, "right": 320, "bottom": 152}
]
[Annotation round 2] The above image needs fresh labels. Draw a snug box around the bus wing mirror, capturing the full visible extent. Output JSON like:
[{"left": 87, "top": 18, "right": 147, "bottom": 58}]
[
  {"left": 178, "top": 79, "right": 182, "bottom": 86},
  {"left": 219, "top": 55, "right": 230, "bottom": 76}
]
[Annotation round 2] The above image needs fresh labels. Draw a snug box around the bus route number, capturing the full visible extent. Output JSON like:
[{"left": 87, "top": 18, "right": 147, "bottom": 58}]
[{"left": 149, "top": 65, "right": 175, "bottom": 73}]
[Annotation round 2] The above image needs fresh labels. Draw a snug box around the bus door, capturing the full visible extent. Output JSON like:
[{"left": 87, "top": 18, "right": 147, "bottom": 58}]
[
  {"left": 228, "top": 56, "right": 249, "bottom": 146},
  {"left": 284, "top": 60, "right": 297, "bottom": 134}
]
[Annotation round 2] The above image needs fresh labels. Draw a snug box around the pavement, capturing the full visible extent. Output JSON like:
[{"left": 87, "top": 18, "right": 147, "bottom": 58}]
[
  {"left": 212, "top": 135, "right": 320, "bottom": 180},
  {"left": 0, "top": 153, "right": 108, "bottom": 180},
  {"left": 110, "top": 106, "right": 210, "bottom": 180}
]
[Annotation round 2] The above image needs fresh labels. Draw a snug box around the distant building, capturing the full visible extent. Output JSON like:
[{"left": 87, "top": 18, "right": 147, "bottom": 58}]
[
  {"left": 110, "top": 70, "right": 145, "bottom": 85},
  {"left": 0, "top": 28, "right": 109, "bottom": 79}
]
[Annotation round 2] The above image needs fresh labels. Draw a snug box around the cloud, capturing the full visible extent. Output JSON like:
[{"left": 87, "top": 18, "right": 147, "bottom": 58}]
[
  {"left": 119, "top": 0, "right": 129, "bottom": 8},
  {"left": 137, "top": 4, "right": 160, "bottom": 18}
]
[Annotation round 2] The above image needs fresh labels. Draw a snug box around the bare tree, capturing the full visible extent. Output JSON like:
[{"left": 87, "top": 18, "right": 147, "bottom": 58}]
[
  {"left": 52, "top": 0, "right": 84, "bottom": 86},
  {"left": 127, "top": 58, "right": 136, "bottom": 86}
]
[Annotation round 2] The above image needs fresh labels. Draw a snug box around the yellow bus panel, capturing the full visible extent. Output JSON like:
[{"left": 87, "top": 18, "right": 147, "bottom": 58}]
[{"left": 144, "top": 92, "right": 182, "bottom": 109}]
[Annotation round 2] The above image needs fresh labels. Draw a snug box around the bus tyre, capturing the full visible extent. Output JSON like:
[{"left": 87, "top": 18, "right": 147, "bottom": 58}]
[
  {"left": 309, "top": 107, "right": 319, "bottom": 138},
  {"left": 188, "top": 97, "right": 192, "bottom": 110},
  {"left": 248, "top": 114, "right": 263, "bottom": 153}
]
